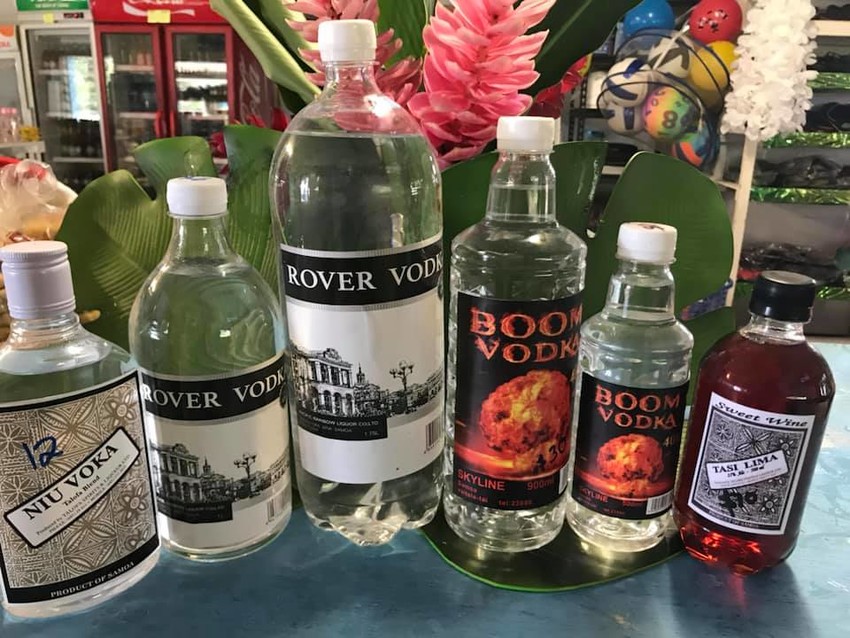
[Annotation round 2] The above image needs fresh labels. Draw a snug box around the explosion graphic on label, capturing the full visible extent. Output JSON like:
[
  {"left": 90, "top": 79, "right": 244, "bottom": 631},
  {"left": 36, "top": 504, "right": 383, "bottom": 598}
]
[{"left": 594, "top": 434, "right": 666, "bottom": 498}]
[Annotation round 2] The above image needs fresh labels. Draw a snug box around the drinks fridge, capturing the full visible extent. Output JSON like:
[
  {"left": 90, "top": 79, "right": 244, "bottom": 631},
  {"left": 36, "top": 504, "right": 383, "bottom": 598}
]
[
  {"left": 0, "top": 24, "right": 34, "bottom": 156},
  {"left": 17, "top": 10, "right": 103, "bottom": 190},
  {"left": 91, "top": 0, "right": 278, "bottom": 186}
]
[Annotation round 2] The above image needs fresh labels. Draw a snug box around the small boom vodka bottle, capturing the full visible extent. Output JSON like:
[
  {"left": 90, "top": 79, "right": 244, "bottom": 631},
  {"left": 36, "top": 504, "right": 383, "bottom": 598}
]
[
  {"left": 566, "top": 223, "right": 693, "bottom": 552},
  {"left": 130, "top": 177, "right": 291, "bottom": 561},
  {"left": 445, "top": 117, "right": 586, "bottom": 552},
  {"left": 0, "top": 241, "right": 159, "bottom": 618},
  {"left": 270, "top": 20, "right": 443, "bottom": 546}
]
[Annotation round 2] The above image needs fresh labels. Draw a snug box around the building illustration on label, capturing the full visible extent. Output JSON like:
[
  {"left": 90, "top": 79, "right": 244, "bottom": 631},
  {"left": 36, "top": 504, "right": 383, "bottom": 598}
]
[{"left": 149, "top": 441, "right": 288, "bottom": 525}]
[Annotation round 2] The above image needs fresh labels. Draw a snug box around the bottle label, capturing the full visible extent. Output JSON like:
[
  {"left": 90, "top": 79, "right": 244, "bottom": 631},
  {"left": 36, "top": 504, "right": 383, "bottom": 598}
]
[
  {"left": 139, "top": 354, "right": 290, "bottom": 550},
  {"left": 687, "top": 393, "right": 814, "bottom": 535},
  {"left": 281, "top": 236, "right": 444, "bottom": 484},
  {"left": 452, "top": 293, "right": 582, "bottom": 510},
  {"left": 571, "top": 375, "right": 688, "bottom": 519},
  {"left": 0, "top": 373, "right": 158, "bottom": 604}
]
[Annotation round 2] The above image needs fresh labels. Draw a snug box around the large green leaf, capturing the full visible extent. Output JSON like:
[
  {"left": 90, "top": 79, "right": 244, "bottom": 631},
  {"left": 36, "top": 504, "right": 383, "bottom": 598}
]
[
  {"left": 248, "top": 0, "right": 313, "bottom": 70},
  {"left": 377, "top": 0, "right": 428, "bottom": 61},
  {"left": 56, "top": 128, "right": 282, "bottom": 349},
  {"left": 530, "top": 0, "right": 639, "bottom": 95},
  {"left": 211, "top": 0, "right": 319, "bottom": 104}
]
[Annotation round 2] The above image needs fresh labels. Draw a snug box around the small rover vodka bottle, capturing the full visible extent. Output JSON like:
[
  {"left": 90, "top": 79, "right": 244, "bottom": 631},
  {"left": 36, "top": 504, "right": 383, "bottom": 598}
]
[
  {"left": 445, "top": 116, "right": 586, "bottom": 552},
  {"left": 130, "top": 177, "right": 291, "bottom": 561},
  {"left": 675, "top": 271, "right": 834, "bottom": 574},
  {"left": 270, "top": 20, "right": 443, "bottom": 546},
  {"left": 566, "top": 223, "right": 693, "bottom": 552},
  {"left": 0, "top": 241, "right": 159, "bottom": 618}
]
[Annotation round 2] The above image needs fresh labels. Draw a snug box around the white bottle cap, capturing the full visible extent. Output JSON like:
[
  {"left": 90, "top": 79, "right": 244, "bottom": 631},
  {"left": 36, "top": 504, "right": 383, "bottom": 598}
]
[
  {"left": 616, "top": 222, "right": 678, "bottom": 264},
  {"left": 497, "top": 116, "right": 555, "bottom": 153},
  {"left": 166, "top": 176, "right": 228, "bottom": 217},
  {"left": 318, "top": 19, "right": 377, "bottom": 63},
  {"left": 0, "top": 241, "right": 76, "bottom": 319}
]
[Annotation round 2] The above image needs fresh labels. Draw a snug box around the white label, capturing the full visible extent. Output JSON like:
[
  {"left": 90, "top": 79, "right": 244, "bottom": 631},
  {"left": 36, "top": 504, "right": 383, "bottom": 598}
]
[{"left": 687, "top": 393, "right": 814, "bottom": 535}]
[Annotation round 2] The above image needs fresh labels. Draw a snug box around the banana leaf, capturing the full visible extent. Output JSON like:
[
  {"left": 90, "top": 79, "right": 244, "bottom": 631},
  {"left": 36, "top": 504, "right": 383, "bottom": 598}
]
[{"left": 378, "top": 0, "right": 429, "bottom": 61}]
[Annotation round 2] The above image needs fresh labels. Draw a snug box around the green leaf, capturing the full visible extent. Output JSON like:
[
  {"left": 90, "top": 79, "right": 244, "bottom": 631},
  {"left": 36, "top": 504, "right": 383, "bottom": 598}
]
[
  {"left": 249, "top": 0, "right": 314, "bottom": 70},
  {"left": 378, "top": 0, "right": 428, "bottom": 61},
  {"left": 585, "top": 152, "right": 733, "bottom": 318},
  {"left": 530, "top": 0, "right": 639, "bottom": 95},
  {"left": 211, "top": 0, "right": 319, "bottom": 104},
  {"left": 56, "top": 129, "right": 283, "bottom": 349}
]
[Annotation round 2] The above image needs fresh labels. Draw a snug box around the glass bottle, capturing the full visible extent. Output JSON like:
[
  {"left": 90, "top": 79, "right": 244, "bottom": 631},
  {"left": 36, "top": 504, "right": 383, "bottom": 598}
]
[
  {"left": 129, "top": 177, "right": 291, "bottom": 561},
  {"left": 0, "top": 241, "right": 159, "bottom": 618},
  {"left": 270, "top": 19, "right": 443, "bottom": 546},
  {"left": 445, "top": 116, "right": 586, "bottom": 552},
  {"left": 674, "top": 271, "right": 835, "bottom": 574},
  {"left": 565, "top": 223, "right": 693, "bottom": 552}
]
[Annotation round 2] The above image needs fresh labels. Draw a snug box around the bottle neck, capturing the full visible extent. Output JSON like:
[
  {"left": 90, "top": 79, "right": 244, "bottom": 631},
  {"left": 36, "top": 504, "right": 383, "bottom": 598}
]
[
  {"left": 485, "top": 151, "right": 556, "bottom": 223},
  {"left": 167, "top": 215, "right": 234, "bottom": 261},
  {"left": 603, "top": 260, "right": 676, "bottom": 322},
  {"left": 7, "top": 311, "right": 84, "bottom": 347},
  {"left": 741, "top": 314, "right": 806, "bottom": 344},
  {"left": 322, "top": 61, "right": 381, "bottom": 97}
]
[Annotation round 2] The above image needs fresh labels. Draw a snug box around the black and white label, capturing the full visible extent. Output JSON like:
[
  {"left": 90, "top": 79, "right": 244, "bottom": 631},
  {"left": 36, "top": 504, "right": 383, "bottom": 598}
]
[
  {"left": 282, "top": 236, "right": 444, "bottom": 484},
  {"left": 140, "top": 354, "right": 291, "bottom": 550},
  {"left": 687, "top": 393, "right": 814, "bottom": 535},
  {"left": 0, "top": 373, "right": 158, "bottom": 604}
]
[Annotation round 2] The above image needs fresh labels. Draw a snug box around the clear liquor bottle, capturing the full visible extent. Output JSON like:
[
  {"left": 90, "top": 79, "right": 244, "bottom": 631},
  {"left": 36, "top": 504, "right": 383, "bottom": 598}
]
[
  {"left": 445, "top": 117, "right": 586, "bottom": 552},
  {"left": 566, "top": 223, "right": 693, "bottom": 552},
  {"left": 129, "top": 177, "right": 291, "bottom": 561},
  {"left": 270, "top": 20, "right": 443, "bottom": 546},
  {"left": 0, "top": 241, "right": 159, "bottom": 618}
]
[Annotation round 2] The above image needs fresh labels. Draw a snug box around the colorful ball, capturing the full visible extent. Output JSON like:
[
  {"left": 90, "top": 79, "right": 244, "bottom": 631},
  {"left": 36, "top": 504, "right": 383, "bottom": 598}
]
[
  {"left": 623, "top": 0, "right": 676, "bottom": 40},
  {"left": 643, "top": 86, "right": 700, "bottom": 141},
  {"left": 600, "top": 96, "right": 645, "bottom": 136},
  {"left": 603, "top": 57, "right": 653, "bottom": 107},
  {"left": 670, "top": 120, "right": 718, "bottom": 168},
  {"left": 647, "top": 38, "right": 693, "bottom": 79},
  {"left": 688, "top": 0, "right": 743, "bottom": 45},
  {"left": 687, "top": 40, "right": 737, "bottom": 106}
]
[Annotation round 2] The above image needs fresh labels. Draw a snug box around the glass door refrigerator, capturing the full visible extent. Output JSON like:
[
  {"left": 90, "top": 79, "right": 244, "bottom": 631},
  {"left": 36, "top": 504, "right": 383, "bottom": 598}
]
[
  {"left": 0, "top": 23, "right": 43, "bottom": 160},
  {"left": 19, "top": 14, "right": 106, "bottom": 191}
]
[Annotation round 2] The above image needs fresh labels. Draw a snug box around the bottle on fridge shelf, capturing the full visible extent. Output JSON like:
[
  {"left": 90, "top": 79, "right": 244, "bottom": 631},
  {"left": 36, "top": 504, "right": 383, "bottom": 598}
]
[
  {"left": 130, "top": 177, "right": 292, "bottom": 561},
  {"left": 0, "top": 241, "right": 159, "bottom": 618},
  {"left": 270, "top": 19, "right": 443, "bottom": 546},
  {"left": 674, "top": 271, "right": 834, "bottom": 574},
  {"left": 565, "top": 223, "right": 693, "bottom": 552},
  {"left": 444, "top": 116, "right": 586, "bottom": 552}
]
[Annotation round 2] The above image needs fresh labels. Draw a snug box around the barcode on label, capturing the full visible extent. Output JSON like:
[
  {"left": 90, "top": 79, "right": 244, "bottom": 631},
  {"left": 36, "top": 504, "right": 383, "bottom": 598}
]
[
  {"left": 267, "top": 491, "right": 288, "bottom": 523},
  {"left": 646, "top": 491, "right": 673, "bottom": 516},
  {"left": 425, "top": 418, "right": 441, "bottom": 451}
]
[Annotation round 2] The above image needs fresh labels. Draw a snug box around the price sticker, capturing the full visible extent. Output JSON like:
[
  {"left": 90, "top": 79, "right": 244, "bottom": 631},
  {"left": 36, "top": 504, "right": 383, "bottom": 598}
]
[
  {"left": 147, "top": 9, "right": 172, "bottom": 24},
  {"left": 42, "top": 13, "right": 55, "bottom": 24}
]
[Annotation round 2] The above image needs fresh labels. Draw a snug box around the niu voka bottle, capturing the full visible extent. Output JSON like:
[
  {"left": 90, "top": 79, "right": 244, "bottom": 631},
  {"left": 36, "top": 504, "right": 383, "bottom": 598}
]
[
  {"left": 566, "top": 223, "right": 693, "bottom": 552},
  {"left": 445, "top": 116, "right": 586, "bottom": 552},
  {"left": 130, "top": 177, "right": 291, "bottom": 561},
  {"left": 0, "top": 241, "right": 159, "bottom": 617},
  {"left": 675, "top": 271, "right": 834, "bottom": 574},
  {"left": 270, "top": 20, "right": 444, "bottom": 546}
]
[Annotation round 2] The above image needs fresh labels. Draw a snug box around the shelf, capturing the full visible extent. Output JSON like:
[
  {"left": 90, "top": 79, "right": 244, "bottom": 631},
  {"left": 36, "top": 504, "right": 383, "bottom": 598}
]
[
  {"left": 601, "top": 165, "right": 624, "bottom": 176},
  {"left": 183, "top": 114, "right": 228, "bottom": 121},
  {"left": 814, "top": 20, "right": 850, "bottom": 38},
  {"left": 37, "top": 69, "right": 71, "bottom": 76},
  {"left": 716, "top": 180, "right": 739, "bottom": 191},
  {"left": 750, "top": 186, "right": 850, "bottom": 205},
  {"left": 764, "top": 131, "right": 850, "bottom": 148},
  {"left": 176, "top": 75, "right": 227, "bottom": 82},
  {"left": 0, "top": 140, "right": 45, "bottom": 153},
  {"left": 114, "top": 64, "right": 155, "bottom": 73},
  {"left": 214, "top": 157, "right": 228, "bottom": 166},
  {"left": 51, "top": 156, "right": 104, "bottom": 164},
  {"left": 811, "top": 72, "right": 850, "bottom": 91},
  {"left": 117, "top": 112, "right": 157, "bottom": 120}
]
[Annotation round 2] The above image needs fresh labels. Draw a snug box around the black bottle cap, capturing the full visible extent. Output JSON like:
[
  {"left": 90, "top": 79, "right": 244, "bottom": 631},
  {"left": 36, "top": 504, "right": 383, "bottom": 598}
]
[{"left": 749, "top": 271, "right": 818, "bottom": 322}]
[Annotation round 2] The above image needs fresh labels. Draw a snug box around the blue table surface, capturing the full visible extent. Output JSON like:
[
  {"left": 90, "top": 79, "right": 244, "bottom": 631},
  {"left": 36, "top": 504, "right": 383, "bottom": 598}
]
[{"left": 4, "top": 343, "right": 850, "bottom": 638}]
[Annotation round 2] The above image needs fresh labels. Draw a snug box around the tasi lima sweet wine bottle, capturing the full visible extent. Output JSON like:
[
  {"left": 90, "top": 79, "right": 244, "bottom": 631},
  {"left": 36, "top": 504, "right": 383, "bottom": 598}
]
[
  {"left": 270, "top": 19, "right": 444, "bottom": 546},
  {"left": 0, "top": 241, "right": 159, "bottom": 618},
  {"left": 129, "top": 177, "right": 292, "bottom": 561}
]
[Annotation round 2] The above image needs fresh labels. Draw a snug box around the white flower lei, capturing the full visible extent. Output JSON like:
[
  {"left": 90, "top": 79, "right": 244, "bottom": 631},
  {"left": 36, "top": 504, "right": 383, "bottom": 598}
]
[{"left": 721, "top": 0, "right": 818, "bottom": 141}]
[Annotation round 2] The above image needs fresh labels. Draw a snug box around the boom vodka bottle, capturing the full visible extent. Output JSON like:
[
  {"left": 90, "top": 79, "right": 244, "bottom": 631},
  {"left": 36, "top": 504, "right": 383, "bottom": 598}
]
[
  {"left": 674, "top": 272, "right": 834, "bottom": 574},
  {"left": 0, "top": 241, "right": 159, "bottom": 618},
  {"left": 270, "top": 20, "right": 443, "bottom": 546},
  {"left": 445, "top": 117, "right": 586, "bottom": 552},
  {"left": 130, "top": 177, "right": 291, "bottom": 561},
  {"left": 565, "top": 223, "right": 693, "bottom": 552}
]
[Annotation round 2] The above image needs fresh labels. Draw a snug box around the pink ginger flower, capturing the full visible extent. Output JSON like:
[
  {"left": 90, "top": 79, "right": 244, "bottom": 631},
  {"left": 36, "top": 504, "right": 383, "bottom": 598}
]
[
  {"left": 287, "top": 0, "right": 422, "bottom": 105},
  {"left": 407, "top": 0, "right": 555, "bottom": 166}
]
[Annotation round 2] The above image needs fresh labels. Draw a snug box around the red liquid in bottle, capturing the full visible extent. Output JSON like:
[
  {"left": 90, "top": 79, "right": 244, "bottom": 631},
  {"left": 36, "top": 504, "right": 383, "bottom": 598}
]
[{"left": 674, "top": 327, "right": 834, "bottom": 575}]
